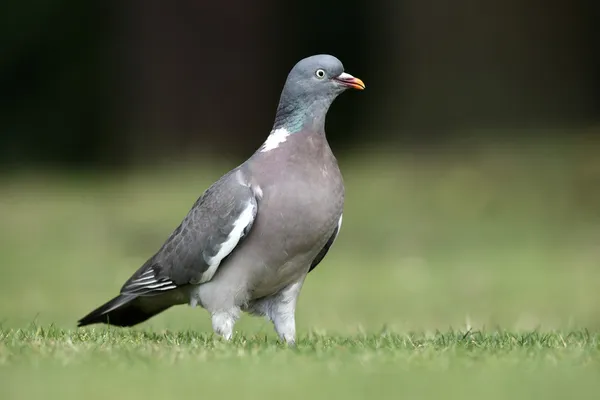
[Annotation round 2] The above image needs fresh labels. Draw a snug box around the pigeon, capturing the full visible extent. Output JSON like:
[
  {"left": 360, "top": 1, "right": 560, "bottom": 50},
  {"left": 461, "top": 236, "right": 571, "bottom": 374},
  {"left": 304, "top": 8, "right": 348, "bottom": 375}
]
[{"left": 77, "top": 54, "right": 365, "bottom": 344}]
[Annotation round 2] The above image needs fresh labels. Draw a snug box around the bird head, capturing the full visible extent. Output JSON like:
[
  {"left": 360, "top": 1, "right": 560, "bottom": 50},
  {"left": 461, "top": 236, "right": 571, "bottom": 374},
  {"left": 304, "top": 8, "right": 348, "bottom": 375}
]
[
  {"left": 283, "top": 54, "right": 365, "bottom": 99},
  {"left": 274, "top": 54, "right": 365, "bottom": 131}
]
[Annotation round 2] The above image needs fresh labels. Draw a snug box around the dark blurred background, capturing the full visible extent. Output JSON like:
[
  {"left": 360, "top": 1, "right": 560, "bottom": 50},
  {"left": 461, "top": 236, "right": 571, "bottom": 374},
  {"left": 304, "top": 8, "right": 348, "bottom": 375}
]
[{"left": 1, "top": 0, "right": 598, "bottom": 168}]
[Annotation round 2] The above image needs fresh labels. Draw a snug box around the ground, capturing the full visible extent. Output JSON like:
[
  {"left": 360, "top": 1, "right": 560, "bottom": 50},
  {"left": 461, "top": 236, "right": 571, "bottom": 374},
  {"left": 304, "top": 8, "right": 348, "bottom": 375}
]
[
  {"left": 2, "top": 328, "right": 600, "bottom": 399},
  {"left": 1, "top": 137, "right": 599, "bottom": 399}
]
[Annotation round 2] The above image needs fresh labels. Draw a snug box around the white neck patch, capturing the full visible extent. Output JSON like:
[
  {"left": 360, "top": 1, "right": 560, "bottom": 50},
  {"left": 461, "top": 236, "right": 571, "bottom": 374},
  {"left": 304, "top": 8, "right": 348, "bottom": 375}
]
[{"left": 260, "top": 127, "right": 290, "bottom": 152}]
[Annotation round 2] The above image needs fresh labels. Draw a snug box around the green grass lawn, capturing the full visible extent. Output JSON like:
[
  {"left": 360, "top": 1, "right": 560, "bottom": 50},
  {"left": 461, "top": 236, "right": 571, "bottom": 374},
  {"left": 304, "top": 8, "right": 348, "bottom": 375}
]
[
  {"left": 2, "top": 328, "right": 600, "bottom": 399},
  {"left": 1, "top": 137, "right": 599, "bottom": 399}
]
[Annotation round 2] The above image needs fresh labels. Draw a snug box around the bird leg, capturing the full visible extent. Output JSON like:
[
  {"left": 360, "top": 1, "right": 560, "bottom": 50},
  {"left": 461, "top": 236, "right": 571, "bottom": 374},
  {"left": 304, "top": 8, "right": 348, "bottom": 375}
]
[
  {"left": 247, "top": 278, "right": 305, "bottom": 345},
  {"left": 272, "top": 304, "right": 297, "bottom": 345},
  {"left": 211, "top": 307, "right": 240, "bottom": 341}
]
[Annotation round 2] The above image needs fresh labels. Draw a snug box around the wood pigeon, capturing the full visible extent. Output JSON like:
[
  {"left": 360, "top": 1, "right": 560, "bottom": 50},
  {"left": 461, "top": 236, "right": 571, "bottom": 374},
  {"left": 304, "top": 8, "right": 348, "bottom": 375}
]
[{"left": 77, "top": 54, "right": 365, "bottom": 344}]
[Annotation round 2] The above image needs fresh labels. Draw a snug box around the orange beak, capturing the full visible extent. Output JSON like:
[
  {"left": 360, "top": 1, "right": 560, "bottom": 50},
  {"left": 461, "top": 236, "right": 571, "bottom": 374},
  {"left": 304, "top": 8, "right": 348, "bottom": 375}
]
[{"left": 334, "top": 72, "right": 366, "bottom": 90}]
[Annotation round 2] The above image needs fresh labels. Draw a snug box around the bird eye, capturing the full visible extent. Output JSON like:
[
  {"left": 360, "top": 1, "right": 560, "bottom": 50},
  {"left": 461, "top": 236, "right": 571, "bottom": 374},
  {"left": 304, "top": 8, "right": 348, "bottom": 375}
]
[{"left": 315, "top": 69, "right": 326, "bottom": 79}]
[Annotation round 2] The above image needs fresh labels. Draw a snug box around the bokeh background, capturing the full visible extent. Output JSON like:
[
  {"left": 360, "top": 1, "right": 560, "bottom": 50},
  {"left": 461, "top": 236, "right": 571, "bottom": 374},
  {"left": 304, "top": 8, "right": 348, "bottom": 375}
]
[{"left": 1, "top": 0, "right": 600, "bottom": 334}]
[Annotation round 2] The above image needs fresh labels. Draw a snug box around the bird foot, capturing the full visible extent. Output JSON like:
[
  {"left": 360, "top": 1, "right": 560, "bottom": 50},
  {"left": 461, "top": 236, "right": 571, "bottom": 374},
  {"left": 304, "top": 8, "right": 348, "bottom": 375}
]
[
  {"left": 274, "top": 321, "right": 297, "bottom": 346},
  {"left": 211, "top": 309, "right": 239, "bottom": 341}
]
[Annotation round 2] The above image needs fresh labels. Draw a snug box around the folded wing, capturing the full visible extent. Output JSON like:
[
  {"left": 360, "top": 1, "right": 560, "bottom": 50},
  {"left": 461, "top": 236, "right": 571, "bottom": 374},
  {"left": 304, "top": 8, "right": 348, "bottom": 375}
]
[{"left": 120, "top": 169, "right": 259, "bottom": 296}]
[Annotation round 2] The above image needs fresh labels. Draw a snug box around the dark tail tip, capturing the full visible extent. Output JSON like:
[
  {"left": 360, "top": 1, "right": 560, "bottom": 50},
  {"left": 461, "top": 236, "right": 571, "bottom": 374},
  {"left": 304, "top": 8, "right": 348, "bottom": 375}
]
[
  {"left": 77, "top": 293, "right": 173, "bottom": 328},
  {"left": 77, "top": 294, "right": 139, "bottom": 327}
]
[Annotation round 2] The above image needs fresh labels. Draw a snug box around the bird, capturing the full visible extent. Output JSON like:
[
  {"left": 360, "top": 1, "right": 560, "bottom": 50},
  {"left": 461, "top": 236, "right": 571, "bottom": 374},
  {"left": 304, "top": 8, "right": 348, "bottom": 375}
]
[{"left": 77, "top": 54, "right": 365, "bottom": 344}]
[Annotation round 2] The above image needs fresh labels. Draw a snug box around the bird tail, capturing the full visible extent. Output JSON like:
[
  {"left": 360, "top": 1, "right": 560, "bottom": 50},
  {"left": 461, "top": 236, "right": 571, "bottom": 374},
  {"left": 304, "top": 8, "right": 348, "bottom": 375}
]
[{"left": 77, "top": 294, "right": 172, "bottom": 327}]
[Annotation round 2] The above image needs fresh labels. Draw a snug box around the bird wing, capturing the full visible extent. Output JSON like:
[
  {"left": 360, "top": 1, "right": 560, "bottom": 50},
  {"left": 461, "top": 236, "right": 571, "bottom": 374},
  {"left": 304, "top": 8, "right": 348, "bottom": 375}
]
[
  {"left": 308, "top": 213, "right": 343, "bottom": 273},
  {"left": 120, "top": 169, "right": 259, "bottom": 296}
]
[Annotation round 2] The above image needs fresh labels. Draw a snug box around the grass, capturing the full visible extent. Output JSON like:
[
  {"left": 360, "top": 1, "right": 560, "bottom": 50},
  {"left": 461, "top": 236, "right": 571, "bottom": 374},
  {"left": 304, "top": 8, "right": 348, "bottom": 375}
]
[
  {"left": 2, "top": 327, "right": 600, "bottom": 399},
  {"left": 1, "top": 135, "right": 600, "bottom": 399}
]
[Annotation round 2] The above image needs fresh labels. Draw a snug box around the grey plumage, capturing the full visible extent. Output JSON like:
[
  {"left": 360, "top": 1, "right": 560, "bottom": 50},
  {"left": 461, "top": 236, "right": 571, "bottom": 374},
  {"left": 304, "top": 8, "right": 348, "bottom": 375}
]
[{"left": 77, "top": 54, "right": 365, "bottom": 344}]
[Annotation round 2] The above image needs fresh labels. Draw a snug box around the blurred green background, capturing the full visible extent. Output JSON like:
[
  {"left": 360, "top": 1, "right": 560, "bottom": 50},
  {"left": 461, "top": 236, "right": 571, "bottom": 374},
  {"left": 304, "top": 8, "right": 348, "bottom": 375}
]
[
  {"left": 1, "top": 135, "right": 600, "bottom": 333},
  {"left": 1, "top": 1, "right": 600, "bottom": 399}
]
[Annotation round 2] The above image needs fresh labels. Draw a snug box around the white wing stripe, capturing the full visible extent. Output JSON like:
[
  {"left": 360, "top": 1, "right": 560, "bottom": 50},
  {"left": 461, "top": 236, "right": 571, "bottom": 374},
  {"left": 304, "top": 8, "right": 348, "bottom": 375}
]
[
  {"left": 123, "top": 268, "right": 177, "bottom": 293},
  {"left": 139, "top": 269, "right": 154, "bottom": 278},
  {"left": 126, "top": 280, "right": 158, "bottom": 288},
  {"left": 202, "top": 201, "right": 256, "bottom": 283},
  {"left": 124, "top": 279, "right": 176, "bottom": 293},
  {"left": 144, "top": 282, "right": 177, "bottom": 290},
  {"left": 330, "top": 213, "right": 343, "bottom": 245},
  {"left": 129, "top": 276, "right": 157, "bottom": 284}
]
